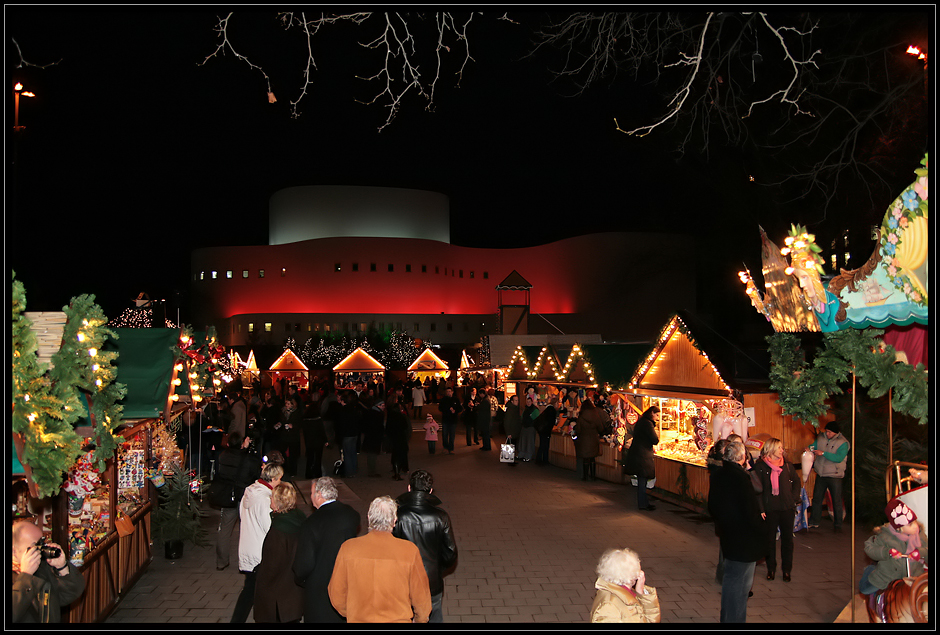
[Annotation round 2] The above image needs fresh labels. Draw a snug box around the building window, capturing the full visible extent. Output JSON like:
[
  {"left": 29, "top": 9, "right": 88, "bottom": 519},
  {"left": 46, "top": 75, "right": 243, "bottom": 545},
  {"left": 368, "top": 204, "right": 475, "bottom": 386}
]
[
  {"left": 226, "top": 270, "right": 233, "bottom": 279},
  {"left": 352, "top": 262, "right": 359, "bottom": 272},
  {"left": 483, "top": 272, "right": 488, "bottom": 279},
  {"left": 431, "top": 323, "right": 436, "bottom": 332},
  {"left": 360, "top": 322, "right": 367, "bottom": 332},
  {"left": 422, "top": 265, "right": 427, "bottom": 273},
  {"left": 237, "top": 323, "right": 242, "bottom": 333},
  {"left": 264, "top": 322, "right": 272, "bottom": 332},
  {"left": 285, "top": 323, "right": 291, "bottom": 332},
  {"left": 388, "top": 263, "right": 394, "bottom": 272},
  {"left": 295, "top": 323, "right": 301, "bottom": 332},
  {"left": 324, "top": 324, "right": 330, "bottom": 332},
  {"left": 334, "top": 323, "right": 341, "bottom": 333},
  {"left": 370, "top": 263, "right": 377, "bottom": 272},
  {"left": 248, "top": 323, "right": 255, "bottom": 333},
  {"left": 314, "top": 323, "right": 320, "bottom": 332},
  {"left": 242, "top": 270, "right": 249, "bottom": 278},
  {"left": 447, "top": 323, "right": 453, "bottom": 332},
  {"left": 414, "top": 322, "right": 420, "bottom": 332},
  {"left": 211, "top": 271, "right": 218, "bottom": 279},
  {"left": 479, "top": 322, "right": 486, "bottom": 331},
  {"left": 335, "top": 263, "right": 342, "bottom": 272},
  {"left": 281, "top": 268, "right": 287, "bottom": 277},
  {"left": 259, "top": 269, "right": 265, "bottom": 278},
  {"left": 343, "top": 322, "right": 349, "bottom": 333},
  {"left": 470, "top": 271, "right": 475, "bottom": 278},
  {"left": 435, "top": 266, "right": 440, "bottom": 274},
  {"left": 444, "top": 268, "right": 447, "bottom": 275},
  {"left": 406, "top": 264, "right": 412, "bottom": 273},
  {"left": 463, "top": 322, "right": 469, "bottom": 332},
  {"left": 459, "top": 270, "right": 463, "bottom": 278},
  {"left": 307, "top": 323, "right": 312, "bottom": 331}
]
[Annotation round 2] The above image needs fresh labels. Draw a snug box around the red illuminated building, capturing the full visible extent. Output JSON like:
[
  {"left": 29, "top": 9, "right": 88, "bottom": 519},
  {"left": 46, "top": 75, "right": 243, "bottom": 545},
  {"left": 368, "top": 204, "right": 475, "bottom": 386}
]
[{"left": 191, "top": 186, "right": 697, "bottom": 347}]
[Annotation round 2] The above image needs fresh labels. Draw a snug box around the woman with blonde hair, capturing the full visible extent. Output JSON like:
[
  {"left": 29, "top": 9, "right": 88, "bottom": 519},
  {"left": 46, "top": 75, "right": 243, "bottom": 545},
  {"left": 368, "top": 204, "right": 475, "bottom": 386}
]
[
  {"left": 590, "top": 547, "right": 661, "bottom": 623},
  {"left": 254, "top": 483, "right": 307, "bottom": 622},
  {"left": 753, "top": 437, "right": 801, "bottom": 582}
]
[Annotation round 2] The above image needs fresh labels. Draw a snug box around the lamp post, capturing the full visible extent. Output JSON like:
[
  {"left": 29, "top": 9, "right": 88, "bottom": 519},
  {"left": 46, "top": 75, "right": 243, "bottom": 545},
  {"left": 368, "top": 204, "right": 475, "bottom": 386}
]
[{"left": 13, "top": 82, "right": 36, "bottom": 132}]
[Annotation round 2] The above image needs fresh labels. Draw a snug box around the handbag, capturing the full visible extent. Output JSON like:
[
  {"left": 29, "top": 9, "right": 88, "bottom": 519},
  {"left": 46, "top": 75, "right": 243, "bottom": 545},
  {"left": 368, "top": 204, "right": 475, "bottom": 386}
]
[{"left": 500, "top": 437, "right": 516, "bottom": 463}]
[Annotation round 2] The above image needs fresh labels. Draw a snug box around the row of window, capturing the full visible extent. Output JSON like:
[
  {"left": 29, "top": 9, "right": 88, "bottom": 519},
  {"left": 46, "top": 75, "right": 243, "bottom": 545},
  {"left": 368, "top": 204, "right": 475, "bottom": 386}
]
[
  {"left": 195, "top": 265, "right": 490, "bottom": 281},
  {"left": 236, "top": 321, "right": 486, "bottom": 334}
]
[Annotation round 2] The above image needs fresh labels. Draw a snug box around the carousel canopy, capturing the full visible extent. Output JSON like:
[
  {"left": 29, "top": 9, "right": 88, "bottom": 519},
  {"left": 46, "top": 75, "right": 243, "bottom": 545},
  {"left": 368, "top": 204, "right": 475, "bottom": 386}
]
[{"left": 333, "top": 347, "right": 385, "bottom": 372}]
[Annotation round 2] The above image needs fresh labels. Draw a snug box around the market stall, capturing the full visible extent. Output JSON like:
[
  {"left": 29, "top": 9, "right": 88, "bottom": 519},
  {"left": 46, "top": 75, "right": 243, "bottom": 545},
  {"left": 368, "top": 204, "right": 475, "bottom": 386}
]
[
  {"left": 333, "top": 346, "right": 386, "bottom": 387},
  {"left": 615, "top": 313, "right": 826, "bottom": 511},
  {"left": 407, "top": 347, "right": 452, "bottom": 384},
  {"left": 269, "top": 348, "right": 310, "bottom": 389}
]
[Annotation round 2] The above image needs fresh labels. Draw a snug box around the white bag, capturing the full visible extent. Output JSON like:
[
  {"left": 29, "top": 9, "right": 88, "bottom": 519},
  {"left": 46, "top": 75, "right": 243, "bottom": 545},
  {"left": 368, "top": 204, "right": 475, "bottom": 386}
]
[{"left": 500, "top": 437, "right": 516, "bottom": 463}]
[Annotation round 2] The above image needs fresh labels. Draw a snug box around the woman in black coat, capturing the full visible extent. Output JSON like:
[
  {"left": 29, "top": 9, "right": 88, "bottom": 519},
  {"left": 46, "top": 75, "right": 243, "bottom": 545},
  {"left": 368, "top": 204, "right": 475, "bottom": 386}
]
[
  {"left": 386, "top": 395, "right": 411, "bottom": 480},
  {"left": 623, "top": 406, "right": 660, "bottom": 511},
  {"left": 752, "top": 437, "right": 801, "bottom": 582}
]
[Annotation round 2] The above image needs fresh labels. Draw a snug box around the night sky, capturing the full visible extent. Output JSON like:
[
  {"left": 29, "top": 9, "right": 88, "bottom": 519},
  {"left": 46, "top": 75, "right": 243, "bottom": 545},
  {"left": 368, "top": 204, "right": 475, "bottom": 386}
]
[{"left": 6, "top": 8, "right": 930, "bottom": 342}]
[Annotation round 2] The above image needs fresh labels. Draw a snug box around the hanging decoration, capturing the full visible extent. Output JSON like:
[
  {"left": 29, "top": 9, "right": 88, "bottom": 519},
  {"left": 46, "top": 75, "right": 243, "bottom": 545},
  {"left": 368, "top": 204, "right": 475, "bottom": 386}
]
[{"left": 169, "top": 325, "right": 227, "bottom": 405}]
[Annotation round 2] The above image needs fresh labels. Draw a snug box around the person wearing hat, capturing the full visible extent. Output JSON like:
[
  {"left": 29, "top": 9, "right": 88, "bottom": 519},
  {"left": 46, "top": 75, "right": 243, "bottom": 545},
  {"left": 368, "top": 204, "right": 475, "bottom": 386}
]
[
  {"left": 807, "top": 421, "right": 850, "bottom": 532},
  {"left": 858, "top": 498, "right": 927, "bottom": 620}
]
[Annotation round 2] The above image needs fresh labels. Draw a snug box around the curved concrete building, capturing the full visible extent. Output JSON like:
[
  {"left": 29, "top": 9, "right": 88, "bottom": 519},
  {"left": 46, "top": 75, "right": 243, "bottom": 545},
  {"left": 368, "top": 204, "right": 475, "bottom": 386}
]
[
  {"left": 192, "top": 186, "right": 697, "bottom": 347},
  {"left": 269, "top": 185, "right": 450, "bottom": 245}
]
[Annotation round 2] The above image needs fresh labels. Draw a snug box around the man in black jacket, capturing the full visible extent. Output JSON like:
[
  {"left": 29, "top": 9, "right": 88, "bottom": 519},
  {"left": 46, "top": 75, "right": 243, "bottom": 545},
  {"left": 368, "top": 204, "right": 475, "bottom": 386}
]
[
  {"left": 437, "top": 387, "right": 463, "bottom": 455},
  {"left": 392, "top": 469, "right": 458, "bottom": 623},
  {"left": 293, "top": 477, "right": 361, "bottom": 623},
  {"left": 708, "top": 441, "right": 765, "bottom": 623},
  {"left": 12, "top": 520, "right": 85, "bottom": 623}
]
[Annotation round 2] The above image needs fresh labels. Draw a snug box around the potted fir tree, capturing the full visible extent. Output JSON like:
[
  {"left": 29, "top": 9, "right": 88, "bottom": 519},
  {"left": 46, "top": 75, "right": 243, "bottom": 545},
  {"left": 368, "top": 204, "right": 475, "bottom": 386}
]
[{"left": 151, "top": 464, "right": 208, "bottom": 559}]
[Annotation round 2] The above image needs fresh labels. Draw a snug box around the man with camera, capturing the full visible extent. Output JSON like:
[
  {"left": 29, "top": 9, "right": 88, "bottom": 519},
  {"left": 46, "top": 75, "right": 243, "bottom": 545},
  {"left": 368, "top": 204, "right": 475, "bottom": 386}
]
[{"left": 12, "top": 520, "right": 86, "bottom": 623}]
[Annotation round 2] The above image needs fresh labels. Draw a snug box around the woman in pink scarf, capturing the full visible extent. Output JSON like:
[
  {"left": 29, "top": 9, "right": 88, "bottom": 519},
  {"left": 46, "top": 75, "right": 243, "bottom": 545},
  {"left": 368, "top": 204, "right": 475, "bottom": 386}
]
[{"left": 753, "top": 438, "right": 801, "bottom": 582}]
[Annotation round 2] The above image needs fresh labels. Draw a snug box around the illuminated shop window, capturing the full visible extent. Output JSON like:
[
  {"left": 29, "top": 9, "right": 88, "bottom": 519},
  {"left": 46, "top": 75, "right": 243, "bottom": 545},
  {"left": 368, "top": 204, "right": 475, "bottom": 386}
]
[
  {"left": 259, "top": 270, "right": 265, "bottom": 278},
  {"left": 352, "top": 263, "right": 359, "bottom": 272},
  {"left": 211, "top": 271, "right": 218, "bottom": 279},
  {"left": 242, "top": 270, "right": 249, "bottom": 278},
  {"left": 335, "top": 263, "right": 341, "bottom": 272},
  {"left": 264, "top": 323, "right": 272, "bottom": 332},
  {"left": 406, "top": 264, "right": 412, "bottom": 272},
  {"left": 226, "top": 270, "right": 233, "bottom": 279}
]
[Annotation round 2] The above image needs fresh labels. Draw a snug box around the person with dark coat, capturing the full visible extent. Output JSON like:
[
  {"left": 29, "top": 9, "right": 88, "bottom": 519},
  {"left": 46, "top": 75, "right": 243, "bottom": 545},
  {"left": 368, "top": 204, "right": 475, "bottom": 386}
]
[
  {"left": 386, "top": 394, "right": 411, "bottom": 480},
  {"left": 534, "top": 396, "right": 558, "bottom": 466},
  {"left": 336, "top": 391, "right": 364, "bottom": 478},
  {"left": 437, "top": 387, "right": 463, "bottom": 454},
  {"left": 463, "top": 387, "right": 478, "bottom": 446},
  {"left": 574, "top": 399, "right": 610, "bottom": 481},
  {"left": 476, "top": 389, "right": 494, "bottom": 451},
  {"left": 623, "top": 406, "right": 660, "bottom": 510},
  {"left": 517, "top": 394, "right": 539, "bottom": 462},
  {"left": 708, "top": 441, "right": 766, "bottom": 623},
  {"left": 254, "top": 483, "right": 306, "bottom": 623},
  {"left": 283, "top": 395, "right": 304, "bottom": 478},
  {"left": 301, "top": 397, "right": 328, "bottom": 479},
  {"left": 214, "top": 431, "right": 263, "bottom": 570},
  {"left": 12, "top": 520, "right": 86, "bottom": 623},
  {"left": 753, "top": 437, "right": 801, "bottom": 582},
  {"left": 293, "top": 477, "right": 361, "bottom": 623},
  {"left": 362, "top": 401, "right": 386, "bottom": 477},
  {"left": 392, "top": 469, "right": 458, "bottom": 623}
]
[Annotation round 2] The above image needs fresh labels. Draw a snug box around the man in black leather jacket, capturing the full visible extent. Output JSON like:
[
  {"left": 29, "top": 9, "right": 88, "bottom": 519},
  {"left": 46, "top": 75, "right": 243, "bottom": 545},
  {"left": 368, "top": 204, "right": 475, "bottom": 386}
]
[{"left": 392, "top": 469, "right": 458, "bottom": 622}]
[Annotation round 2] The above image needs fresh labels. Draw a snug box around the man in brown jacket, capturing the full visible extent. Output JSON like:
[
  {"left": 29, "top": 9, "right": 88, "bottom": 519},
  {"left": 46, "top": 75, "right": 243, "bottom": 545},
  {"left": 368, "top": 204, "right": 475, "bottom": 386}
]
[{"left": 328, "top": 496, "right": 431, "bottom": 623}]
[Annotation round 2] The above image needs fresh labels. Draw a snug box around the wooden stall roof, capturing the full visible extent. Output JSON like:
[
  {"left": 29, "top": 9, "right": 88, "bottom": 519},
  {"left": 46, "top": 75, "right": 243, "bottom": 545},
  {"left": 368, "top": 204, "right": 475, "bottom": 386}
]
[
  {"left": 270, "top": 348, "right": 308, "bottom": 371},
  {"left": 333, "top": 347, "right": 385, "bottom": 372},
  {"left": 408, "top": 348, "right": 449, "bottom": 372},
  {"left": 507, "top": 345, "right": 563, "bottom": 382}
]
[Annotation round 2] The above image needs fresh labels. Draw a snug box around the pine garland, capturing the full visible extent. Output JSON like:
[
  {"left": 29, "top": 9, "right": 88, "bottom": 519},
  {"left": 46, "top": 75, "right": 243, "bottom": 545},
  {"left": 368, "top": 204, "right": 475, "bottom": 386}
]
[
  {"left": 11, "top": 273, "right": 125, "bottom": 496},
  {"left": 768, "top": 330, "right": 928, "bottom": 427}
]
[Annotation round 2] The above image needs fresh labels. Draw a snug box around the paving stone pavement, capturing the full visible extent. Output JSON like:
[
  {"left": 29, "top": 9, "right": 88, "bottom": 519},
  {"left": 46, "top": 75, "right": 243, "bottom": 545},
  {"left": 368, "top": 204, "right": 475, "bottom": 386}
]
[{"left": 105, "top": 424, "right": 871, "bottom": 624}]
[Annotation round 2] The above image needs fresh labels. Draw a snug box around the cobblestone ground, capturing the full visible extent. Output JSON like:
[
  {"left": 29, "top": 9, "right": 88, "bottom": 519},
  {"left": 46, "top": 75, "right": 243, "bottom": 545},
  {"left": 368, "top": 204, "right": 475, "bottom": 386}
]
[{"left": 106, "top": 423, "right": 870, "bottom": 624}]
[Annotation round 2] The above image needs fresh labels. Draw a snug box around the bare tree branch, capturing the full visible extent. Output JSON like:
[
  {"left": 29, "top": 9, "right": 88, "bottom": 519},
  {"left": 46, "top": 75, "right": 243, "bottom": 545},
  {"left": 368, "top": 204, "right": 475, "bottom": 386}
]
[{"left": 11, "top": 37, "right": 61, "bottom": 69}]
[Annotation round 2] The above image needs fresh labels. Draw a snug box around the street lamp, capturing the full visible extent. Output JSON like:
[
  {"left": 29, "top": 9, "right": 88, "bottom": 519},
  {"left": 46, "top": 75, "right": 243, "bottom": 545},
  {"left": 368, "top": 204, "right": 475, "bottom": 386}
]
[{"left": 14, "top": 82, "right": 36, "bottom": 132}]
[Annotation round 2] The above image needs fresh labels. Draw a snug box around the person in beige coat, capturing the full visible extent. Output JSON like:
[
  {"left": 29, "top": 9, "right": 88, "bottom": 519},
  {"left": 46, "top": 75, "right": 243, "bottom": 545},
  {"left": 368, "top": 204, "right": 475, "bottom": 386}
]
[{"left": 590, "top": 547, "right": 661, "bottom": 623}]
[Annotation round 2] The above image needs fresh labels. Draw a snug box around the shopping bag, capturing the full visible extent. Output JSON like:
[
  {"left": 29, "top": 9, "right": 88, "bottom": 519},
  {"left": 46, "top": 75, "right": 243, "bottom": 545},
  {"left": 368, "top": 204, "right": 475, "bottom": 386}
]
[
  {"left": 500, "top": 437, "right": 516, "bottom": 463},
  {"left": 794, "top": 486, "right": 810, "bottom": 532}
]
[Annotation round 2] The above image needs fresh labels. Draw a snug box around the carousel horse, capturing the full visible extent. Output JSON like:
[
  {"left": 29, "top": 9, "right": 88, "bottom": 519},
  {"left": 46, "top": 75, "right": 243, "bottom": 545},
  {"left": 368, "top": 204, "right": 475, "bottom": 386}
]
[{"left": 864, "top": 572, "right": 929, "bottom": 623}]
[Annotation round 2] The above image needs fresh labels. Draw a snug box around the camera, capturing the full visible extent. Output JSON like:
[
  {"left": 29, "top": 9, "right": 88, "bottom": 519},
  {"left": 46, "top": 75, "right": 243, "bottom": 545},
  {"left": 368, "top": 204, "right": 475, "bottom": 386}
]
[{"left": 34, "top": 537, "right": 61, "bottom": 561}]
